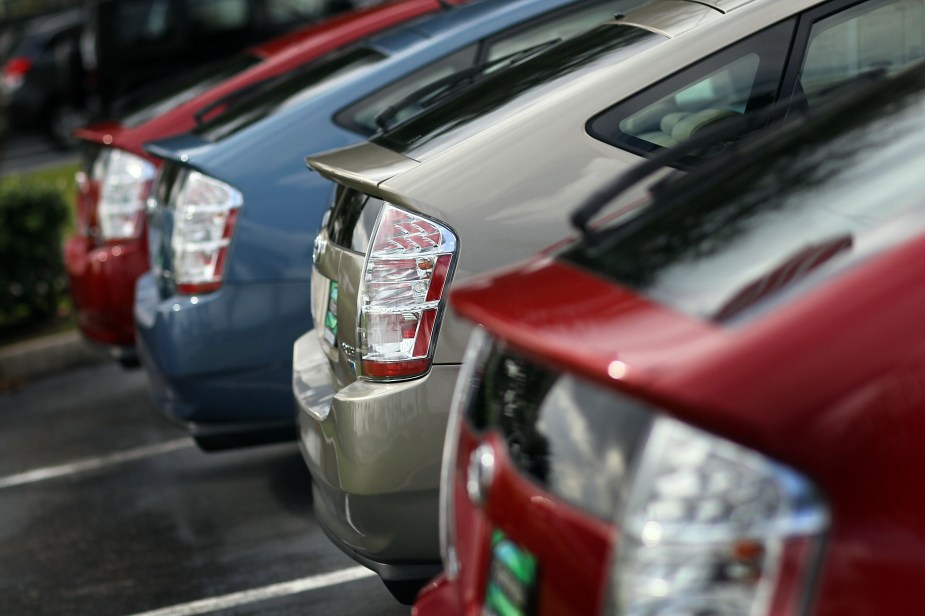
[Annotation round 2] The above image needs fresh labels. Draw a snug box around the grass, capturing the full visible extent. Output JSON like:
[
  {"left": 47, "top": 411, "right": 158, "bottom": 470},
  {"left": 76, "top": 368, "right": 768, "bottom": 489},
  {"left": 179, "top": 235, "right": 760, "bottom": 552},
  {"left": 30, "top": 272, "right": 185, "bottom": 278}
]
[{"left": 0, "top": 160, "right": 80, "bottom": 346}]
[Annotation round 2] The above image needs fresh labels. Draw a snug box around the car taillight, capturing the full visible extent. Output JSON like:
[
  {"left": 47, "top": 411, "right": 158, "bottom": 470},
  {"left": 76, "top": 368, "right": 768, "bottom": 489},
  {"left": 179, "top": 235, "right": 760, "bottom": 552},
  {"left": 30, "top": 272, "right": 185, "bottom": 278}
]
[
  {"left": 611, "top": 416, "right": 828, "bottom": 616},
  {"left": 98, "top": 149, "right": 156, "bottom": 241},
  {"left": 357, "top": 203, "right": 458, "bottom": 380},
  {"left": 1, "top": 56, "right": 31, "bottom": 92},
  {"left": 171, "top": 171, "right": 243, "bottom": 295}
]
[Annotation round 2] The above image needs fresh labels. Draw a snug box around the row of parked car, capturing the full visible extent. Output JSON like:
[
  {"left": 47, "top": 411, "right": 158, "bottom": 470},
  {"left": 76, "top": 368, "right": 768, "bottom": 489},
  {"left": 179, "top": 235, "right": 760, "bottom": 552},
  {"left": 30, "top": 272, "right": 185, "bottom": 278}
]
[
  {"left": 0, "top": 0, "right": 376, "bottom": 146},
  {"left": 63, "top": 0, "right": 925, "bottom": 612}
]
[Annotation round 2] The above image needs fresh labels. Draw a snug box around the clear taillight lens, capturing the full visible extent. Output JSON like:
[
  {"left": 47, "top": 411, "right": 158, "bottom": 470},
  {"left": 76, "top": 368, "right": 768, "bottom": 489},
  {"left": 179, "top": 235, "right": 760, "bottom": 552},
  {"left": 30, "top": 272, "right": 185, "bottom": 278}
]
[
  {"left": 612, "top": 417, "right": 828, "bottom": 616},
  {"left": 357, "top": 203, "right": 458, "bottom": 380},
  {"left": 171, "top": 170, "right": 243, "bottom": 295},
  {"left": 98, "top": 149, "right": 156, "bottom": 241}
]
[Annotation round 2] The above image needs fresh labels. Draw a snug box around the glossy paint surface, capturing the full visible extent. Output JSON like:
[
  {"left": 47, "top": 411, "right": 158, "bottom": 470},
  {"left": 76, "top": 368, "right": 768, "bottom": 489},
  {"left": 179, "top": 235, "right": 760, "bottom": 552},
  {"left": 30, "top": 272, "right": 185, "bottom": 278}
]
[
  {"left": 136, "top": 0, "right": 599, "bottom": 437},
  {"left": 438, "top": 66, "right": 925, "bottom": 616},
  {"left": 65, "top": 0, "right": 453, "bottom": 351},
  {"left": 304, "top": 0, "right": 843, "bottom": 584}
]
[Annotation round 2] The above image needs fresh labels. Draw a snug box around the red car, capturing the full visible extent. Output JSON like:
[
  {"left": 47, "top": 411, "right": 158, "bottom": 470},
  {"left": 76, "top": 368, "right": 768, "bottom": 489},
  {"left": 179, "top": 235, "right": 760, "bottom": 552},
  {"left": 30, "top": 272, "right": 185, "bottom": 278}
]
[
  {"left": 64, "top": 0, "right": 463, "bottom": 364},
  {"left": 415, "top": 64, "right": 925, "bottom": 615}
]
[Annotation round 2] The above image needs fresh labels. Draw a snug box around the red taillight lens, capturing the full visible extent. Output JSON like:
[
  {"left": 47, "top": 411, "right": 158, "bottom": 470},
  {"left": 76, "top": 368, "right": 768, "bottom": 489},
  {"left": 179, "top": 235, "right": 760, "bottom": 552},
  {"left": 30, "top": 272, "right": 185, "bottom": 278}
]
[
  {"left": 1, "top": 56, "right": 32, "bottom": 92},
  {"left": 3, "top": 56, "right": 32, "bottom": 77},
  {"left": 358, "top": 204, "right": 458, "bottom": 380}
]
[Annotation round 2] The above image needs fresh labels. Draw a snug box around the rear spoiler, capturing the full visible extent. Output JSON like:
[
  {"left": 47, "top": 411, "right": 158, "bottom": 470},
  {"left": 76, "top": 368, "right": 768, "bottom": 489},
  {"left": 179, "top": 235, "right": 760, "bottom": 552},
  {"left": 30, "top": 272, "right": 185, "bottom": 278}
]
[{"left": 306, "top": 141, "right": 419, "bottom": 199}]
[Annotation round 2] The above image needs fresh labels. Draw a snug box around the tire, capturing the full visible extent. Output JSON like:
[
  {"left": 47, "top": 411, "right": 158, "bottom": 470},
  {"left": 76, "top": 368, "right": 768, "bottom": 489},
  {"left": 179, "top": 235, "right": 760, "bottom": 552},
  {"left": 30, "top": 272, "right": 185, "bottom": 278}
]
[{"left": 47, "top": 103, "right": 87, "bottom": 150}]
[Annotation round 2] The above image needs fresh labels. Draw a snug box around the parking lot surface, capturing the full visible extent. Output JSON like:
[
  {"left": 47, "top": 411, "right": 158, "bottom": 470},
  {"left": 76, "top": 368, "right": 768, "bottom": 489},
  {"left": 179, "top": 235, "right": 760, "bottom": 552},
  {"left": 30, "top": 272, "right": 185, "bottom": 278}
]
[{"left": 0, "top": 363, "right": 411, "bottom": 615}]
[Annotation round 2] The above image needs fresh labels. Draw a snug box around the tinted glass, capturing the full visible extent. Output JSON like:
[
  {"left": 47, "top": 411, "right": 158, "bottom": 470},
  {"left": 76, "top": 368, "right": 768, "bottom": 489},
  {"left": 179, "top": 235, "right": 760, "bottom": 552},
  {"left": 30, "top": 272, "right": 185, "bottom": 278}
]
[
  {"left": 120, "top": 53, "right": 261, "bottom": 127},
  {"left": 266, "top": 0, "right": 331, "bottom": 24},
  {"left": 589, "top": 20, "right": 794, "bottom": 159},
  {"left": 374, "top": 25, "right": 662, "bottom": 158},
  {"left": 326, "top": 185, "right": 383, "bottom": 253},
  {"left": 800, "top": 0, "right": 925, "bottom": 106},
  {"left": 113, "top": 0, "right": 179, "bottom": 46},
  {"left": 564, "top": 64, "right": 925, "bottom": 325},
  {"left": 188, "top": 0, "right": 249, "bottom": 32},
  {"left": 467, "top": 343, "right": 652, "bottom": 521},
  {"left": 337, "top": 0, "right": 627, "bottom": 135},
  {"left": 337, "top": 46, "right": 477, "bottom": 135},
  {"left": 195, "top": 46, "right": 385, "bottom": 142}
]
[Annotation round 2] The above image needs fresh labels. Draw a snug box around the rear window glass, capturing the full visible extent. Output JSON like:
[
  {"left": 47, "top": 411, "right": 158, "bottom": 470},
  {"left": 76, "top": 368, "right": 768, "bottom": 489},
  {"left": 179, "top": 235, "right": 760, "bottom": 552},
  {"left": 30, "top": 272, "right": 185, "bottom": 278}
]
[
  {"left": 373, "top": 25, "right": 663, "bottom": 159},
  {"left": 325, "top": 184, "right": 383, "bottom": 253},
  {"left": 563, "top": 67, "right": 925, "bottom": 325},
  {"left": 120, "top": 53, "right": 261, "bottom": 127},
  {"left": 195, "top": 46, "right": 385, "bottom": 142}
]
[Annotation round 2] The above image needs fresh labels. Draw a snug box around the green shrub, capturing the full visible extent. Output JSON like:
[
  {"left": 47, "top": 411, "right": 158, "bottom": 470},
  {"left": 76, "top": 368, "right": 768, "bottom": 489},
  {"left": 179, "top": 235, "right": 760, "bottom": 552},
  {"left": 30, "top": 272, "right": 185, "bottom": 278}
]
[{"left": 0, "top": 180, "right": 70, "bottom": 325}]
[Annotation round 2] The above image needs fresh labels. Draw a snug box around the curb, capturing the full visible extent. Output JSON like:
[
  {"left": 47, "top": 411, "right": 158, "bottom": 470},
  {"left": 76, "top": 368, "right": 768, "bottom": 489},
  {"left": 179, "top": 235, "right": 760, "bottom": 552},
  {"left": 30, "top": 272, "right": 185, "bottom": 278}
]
[{"left": 0, "top": 330, "right": 105, "bottom": 387}]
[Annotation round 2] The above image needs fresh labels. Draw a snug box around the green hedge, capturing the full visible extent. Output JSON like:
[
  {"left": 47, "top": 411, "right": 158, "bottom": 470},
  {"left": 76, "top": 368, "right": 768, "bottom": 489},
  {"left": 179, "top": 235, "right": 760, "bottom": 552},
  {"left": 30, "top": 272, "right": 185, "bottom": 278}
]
[{"left": 0, "top": 180, "right": 70, "bottom": 325}]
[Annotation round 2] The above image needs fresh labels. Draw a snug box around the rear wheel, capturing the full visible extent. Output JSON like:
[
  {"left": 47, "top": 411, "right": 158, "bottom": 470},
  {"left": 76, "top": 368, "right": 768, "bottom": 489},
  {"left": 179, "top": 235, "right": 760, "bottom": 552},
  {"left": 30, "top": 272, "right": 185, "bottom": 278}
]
[{"left": 47, "top": 103, "right": 87, "bottom": 150}]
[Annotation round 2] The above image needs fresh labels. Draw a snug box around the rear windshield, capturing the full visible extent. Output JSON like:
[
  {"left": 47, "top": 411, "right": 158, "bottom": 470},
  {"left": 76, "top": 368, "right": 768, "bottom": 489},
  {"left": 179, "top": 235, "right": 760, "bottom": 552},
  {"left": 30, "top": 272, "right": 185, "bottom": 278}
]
[
  {"left": 194, "top": 46, "right": 386, "bottom": 142},
  {"left": 120, "top": 53, "right": 262, "bottom": 127},
  {"left": 373, "top": 24, "right": 663, "bottom": 159},
  {"left": 563, "top": 66, "right": 925, "bottom": 325}
]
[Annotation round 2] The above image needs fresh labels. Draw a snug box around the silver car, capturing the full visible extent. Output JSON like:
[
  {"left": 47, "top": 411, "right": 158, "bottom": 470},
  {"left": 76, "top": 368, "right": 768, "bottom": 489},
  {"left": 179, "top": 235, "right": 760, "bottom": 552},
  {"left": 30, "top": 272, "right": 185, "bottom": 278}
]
[{"left": 295, "top": 0, "right": 925, "bottom": 601}]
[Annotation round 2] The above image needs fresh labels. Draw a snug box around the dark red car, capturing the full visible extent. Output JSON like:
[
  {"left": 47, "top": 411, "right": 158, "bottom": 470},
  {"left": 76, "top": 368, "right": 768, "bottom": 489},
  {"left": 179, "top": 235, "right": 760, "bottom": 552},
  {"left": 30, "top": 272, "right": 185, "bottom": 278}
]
[
  {"left": 416, "top": 63, "right": 925, "bottom": 615},
  {"left": 64, "top": 0, "right": 462, "bottom": 364}
]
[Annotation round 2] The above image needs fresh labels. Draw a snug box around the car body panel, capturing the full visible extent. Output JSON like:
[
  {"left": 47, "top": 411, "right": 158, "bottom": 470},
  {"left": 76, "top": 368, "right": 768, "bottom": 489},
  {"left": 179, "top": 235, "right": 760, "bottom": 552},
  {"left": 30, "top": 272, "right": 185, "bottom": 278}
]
[
  {"left": 65, "top": 0, "right": 454, "bottom": 355},
  {"left": 427, "top": 63, "right": 925, "bottom": 616},
  {"left": 300, "top": 0, "right": 913, "bottom": 587},
  {"left": 137, "top": 0, "right": 617, "bottom": 447}
]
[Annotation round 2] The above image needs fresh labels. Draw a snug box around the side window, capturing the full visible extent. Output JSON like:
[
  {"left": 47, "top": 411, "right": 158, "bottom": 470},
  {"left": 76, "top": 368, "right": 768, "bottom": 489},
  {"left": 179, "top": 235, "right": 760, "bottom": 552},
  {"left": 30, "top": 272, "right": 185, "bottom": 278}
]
[
  {"left": 188, "top": 0, "right": 249, "bottom": 32},
  {"left": 114, "top": 0, "right": 179, "bottom": 46},
  {"left": 588, "top": 20, "right": 795, "bottom": 157},
  {"left": 265, "top": 0, "right": 329, "bottom": 24},
  {"left": 800, "top": 0, "right": 925, "bottom": 105},
  {"left": 484, "top": 0, "right": 641, "bottom": 61}
]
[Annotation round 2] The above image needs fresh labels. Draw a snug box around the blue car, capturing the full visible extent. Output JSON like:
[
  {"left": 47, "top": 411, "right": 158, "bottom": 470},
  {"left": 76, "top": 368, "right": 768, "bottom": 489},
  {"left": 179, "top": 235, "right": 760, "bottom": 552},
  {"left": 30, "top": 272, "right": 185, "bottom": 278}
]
[{"left": 135, "top": 0, "right": 623, "bottom": 451}]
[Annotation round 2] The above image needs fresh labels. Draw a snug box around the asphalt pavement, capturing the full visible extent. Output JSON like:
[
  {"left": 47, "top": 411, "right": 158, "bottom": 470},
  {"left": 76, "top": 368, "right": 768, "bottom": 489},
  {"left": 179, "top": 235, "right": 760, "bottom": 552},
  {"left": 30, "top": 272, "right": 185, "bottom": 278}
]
[
  {"left": 0, "top": 123, "right": 417, "bottom": 616},
  {"left": 0, "top": 362, "right": 412, "bottom": 616}
]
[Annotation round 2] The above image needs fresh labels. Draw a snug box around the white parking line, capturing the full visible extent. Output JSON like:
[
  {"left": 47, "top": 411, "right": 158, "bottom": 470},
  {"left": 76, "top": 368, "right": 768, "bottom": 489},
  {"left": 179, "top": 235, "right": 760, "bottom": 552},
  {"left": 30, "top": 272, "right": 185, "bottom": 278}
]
[
  {"left": 125, "top": 566, "right": 378, "bottom": 616},
  {"left": 0, "top": 439, "right": 194, "bottom": 489}
]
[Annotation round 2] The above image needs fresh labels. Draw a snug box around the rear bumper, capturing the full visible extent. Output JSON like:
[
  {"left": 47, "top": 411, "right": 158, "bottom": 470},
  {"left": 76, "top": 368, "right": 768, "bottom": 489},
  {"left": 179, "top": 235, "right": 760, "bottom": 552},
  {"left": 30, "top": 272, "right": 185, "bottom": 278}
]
[
  {"left": 294, "top": 329, "right": 459, "bottom": 576},
  {"left": 134, "top": 272, "right": 311, "bottom": 431},
  {"left": 64, "top": 234, "right": 147, "bottom": 350}
]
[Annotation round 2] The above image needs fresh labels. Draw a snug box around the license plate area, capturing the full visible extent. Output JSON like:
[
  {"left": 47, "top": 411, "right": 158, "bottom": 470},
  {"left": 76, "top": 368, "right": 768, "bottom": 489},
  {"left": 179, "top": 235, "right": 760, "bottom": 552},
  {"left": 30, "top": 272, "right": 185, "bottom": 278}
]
[{"left": 484, "top": 530, "right": 538, "bottom": 616}]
